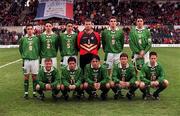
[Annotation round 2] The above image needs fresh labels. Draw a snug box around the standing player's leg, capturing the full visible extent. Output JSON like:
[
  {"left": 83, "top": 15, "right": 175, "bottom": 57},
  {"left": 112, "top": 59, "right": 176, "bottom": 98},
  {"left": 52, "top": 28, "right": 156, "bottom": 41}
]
[
  {"left": 51, "top": 57, "right": 57, "bottom": 68},
  {"left": 23, "top": 60, "right": 30, "bottom": 99},
  {"left": 105, "top": 53, "right": 114, "bottom": 76},
  {"left": 31, "top": 59, "right": 39, "bottom": 97}
]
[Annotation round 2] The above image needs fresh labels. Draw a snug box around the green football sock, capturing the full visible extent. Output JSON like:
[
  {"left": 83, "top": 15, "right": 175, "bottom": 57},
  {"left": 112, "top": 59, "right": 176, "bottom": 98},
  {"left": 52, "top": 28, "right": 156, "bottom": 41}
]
[{"left": 24, "top": 80, "right": 29, "bottom": 93}]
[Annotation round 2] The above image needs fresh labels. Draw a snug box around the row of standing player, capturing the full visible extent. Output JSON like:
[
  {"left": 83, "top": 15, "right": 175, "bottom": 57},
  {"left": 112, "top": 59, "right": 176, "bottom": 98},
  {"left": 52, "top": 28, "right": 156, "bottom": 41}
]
[{"left": 19, "top": 16, "right": 168, "bottom": 100}]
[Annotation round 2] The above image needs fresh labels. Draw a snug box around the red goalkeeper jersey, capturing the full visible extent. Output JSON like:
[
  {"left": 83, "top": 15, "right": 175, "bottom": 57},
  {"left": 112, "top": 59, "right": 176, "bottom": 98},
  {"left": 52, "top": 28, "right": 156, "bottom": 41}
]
[{"left": 77, "top": 31, "right": 100, "bottom": 55}]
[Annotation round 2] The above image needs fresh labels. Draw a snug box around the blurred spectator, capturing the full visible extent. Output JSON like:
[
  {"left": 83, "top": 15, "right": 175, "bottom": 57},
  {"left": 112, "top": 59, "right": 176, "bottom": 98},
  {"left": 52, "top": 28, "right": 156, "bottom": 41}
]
[{"left": 0, "top": 0, "right": 179, "bottom": 26}]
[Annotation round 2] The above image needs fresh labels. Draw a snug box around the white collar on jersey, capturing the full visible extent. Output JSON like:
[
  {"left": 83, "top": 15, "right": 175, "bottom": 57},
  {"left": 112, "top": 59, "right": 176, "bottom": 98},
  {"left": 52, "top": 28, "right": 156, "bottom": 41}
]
[
  {"left": 107, "top": 26, "right": 119, "bottom": 31},
  {"left": 25, "top": 34, "right": 35, "bottom": 38},
  {"left": 43, "top": 31, "right": 54, "bottom": 35},
  {"left": 135, "top": 26, "right": 145, "bottom": 31},
  {"left": 64, "top": 31, "right": 75, "bottom": 35},
  {"left": 91, "top": 64, "right": 101, "bottom": 69},
  {"left": 44, "top": 66, "right": 54, "bottom": 73},
  {"left": 118, "top": 63, "right": 129, "bottom": 68},
  {"left": 147, "top": 62, "right": 158, "bottom": 67},
  {"left": 67, "top": 65, "right": 78, "bottom": 71}
]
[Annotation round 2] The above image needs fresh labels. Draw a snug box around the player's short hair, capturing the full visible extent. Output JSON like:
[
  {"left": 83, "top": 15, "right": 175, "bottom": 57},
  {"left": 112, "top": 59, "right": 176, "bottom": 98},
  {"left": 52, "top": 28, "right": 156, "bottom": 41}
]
[
  {"left": 66, "top": 21, "right": 73, "bottom": 26},
  {"left": 109, "top": 16, "right": 117, "bottom": 21},
  {"left": 68, "top": 57, "right": 76, "bottom": 63},
  {"left": 45, "top": 22, "right": 52, "bottom": 26},
  {"left": 45, "top": 58, "right": 52, "bottom": 63},
  {"left": 84, "top": 18, "right": 92, "bottom": 23},
  {"left": 120, "top": 53, "right": 128, "bottom": 58},
  {"left": 91, "top": 55, "right": 100, "bottom": 61},
  {"left": 26, "top": 24, "right": 33, "bottom": 29},
  {"left": 150, "top": 51, "right": 158, "bottom": 57},
  {"left": 136, "top": 16, "right": 144, "bottom": 21}
]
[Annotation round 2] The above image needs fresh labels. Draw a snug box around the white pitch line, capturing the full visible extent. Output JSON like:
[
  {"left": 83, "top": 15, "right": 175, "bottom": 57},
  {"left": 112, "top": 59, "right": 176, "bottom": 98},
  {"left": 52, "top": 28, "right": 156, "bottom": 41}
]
[{"left": 0, "top": 59, "right": 22, "bottom": 69}]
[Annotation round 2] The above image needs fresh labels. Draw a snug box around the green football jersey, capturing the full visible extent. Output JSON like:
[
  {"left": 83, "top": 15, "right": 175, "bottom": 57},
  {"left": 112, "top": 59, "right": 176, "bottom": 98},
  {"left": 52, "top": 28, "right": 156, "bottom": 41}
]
[
  {"left": 19, "top": 35, "right": 39, "bottom": 60},
  {"left": 61, "top": 66, "right": 83, "bottom": 87},
  {"left": 84, "top": 64, "right": 110, "bottom": 85},
  {"left": 140, "top": 62, "right": 165, "bottom": 84},
  {"left": 129, "top": 26, "right": 152, "bottom": 55},
  {"left": 37, "top": 66, "right": 61, "bottom": 88},
  {"left": 101, "top": 27, "right": 124, "bottom": 53},
  {"left": 39, "top": 32, "right": 58, "bottom": 58},
  {"left": 112, "top": 63, "right": 137, "bottom": 84},
  {"left": 59, "top": 31, "right": 78, "bottom": 57}
]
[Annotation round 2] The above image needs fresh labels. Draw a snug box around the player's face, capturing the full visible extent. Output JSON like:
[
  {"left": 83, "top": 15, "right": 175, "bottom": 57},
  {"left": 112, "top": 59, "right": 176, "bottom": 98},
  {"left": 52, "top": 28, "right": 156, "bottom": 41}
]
[
  {"left": 68, "top": 61, "right": 76, "bottom": 70},
  {"left": 120, "top": 57, "right": 128, "bottom": 66},
  {"left": 45, "top": 60, "right": 52, "bottom": 71},
  {"left": 84, "top": 21, "right": 92, "bottom": 30},
  {"left": 150, "top": 55, "right": 157, "bottom": 65},
  {"left": 136, "top": 18, "right": 144, "bottom": 28},
  {"left": 45, "top": 23, "right": 53, "bottom": 32},
  {"left": 109, "top": 18, "right": 117, "bottom": 28},
  {"left": 66, "top": 23, "right": 73, "bottom": 32},
  {"left": 26, "top": 26, "right": 34, "bottom": 36},
  {"left": 91, "top": 59, "right": 100, "bottom": 69}
]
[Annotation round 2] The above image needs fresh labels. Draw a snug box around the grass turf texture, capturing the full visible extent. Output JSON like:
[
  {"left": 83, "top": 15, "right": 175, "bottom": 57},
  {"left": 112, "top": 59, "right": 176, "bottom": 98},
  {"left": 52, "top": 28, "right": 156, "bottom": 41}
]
[{"left": 0, "top": 48, "right": 180, "bottom": 116}]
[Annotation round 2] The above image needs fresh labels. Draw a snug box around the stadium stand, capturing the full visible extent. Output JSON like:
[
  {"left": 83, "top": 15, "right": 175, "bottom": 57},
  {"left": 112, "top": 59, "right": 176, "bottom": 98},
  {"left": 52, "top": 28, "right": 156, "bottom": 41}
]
[{"left": 0, "top": 0, "right": 179, "bottom": 44}]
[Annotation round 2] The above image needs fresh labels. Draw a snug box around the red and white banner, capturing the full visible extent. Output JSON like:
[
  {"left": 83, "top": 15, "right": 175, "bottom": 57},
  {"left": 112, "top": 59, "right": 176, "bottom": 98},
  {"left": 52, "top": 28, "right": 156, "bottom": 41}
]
[{"left": 35, "top": 0, "right": 73, "bottom": 20}]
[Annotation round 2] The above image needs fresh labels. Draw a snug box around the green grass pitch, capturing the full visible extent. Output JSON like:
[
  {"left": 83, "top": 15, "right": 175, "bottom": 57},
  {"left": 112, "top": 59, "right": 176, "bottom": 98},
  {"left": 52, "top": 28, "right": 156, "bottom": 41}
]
[{"left": 0, "top": 48, "right": 180, "bottom": 116}]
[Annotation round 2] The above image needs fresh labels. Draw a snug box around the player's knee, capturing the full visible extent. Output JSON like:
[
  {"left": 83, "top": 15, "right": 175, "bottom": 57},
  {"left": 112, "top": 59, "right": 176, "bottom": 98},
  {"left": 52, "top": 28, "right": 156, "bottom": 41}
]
[
  {"left": 32, "top": 75, "right": 37, "bottom": 81},
  {"left": 106, "top": 83, "right": 110, "bottom": 89},
  {"left": 24, "top": 76, "right": 29, "bottom": 80},
  {"left": 139, "top": 82, "right": 145, "bottom": 89},
  {"left": 36, "top": 84, "right": 40, "bottom": 90},
  {"left": 61, "top": 84, "right": 65, "bottom": 90},
  {"left": 110, "top": 81, "right": 114, "bottom": 88},
  {"left": 83, "top": 82, "right": 88, "bottom": 90},
  {"left": 163, "top": 80, "right": 169, "bottom": 88}
]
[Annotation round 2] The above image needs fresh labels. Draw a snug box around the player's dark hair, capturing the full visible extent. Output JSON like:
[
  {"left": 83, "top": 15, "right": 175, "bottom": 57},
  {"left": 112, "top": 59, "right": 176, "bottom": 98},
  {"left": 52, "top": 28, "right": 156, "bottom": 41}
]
[
  {"left": 150, "top": 51, "right": 158, "bottom": 57},
  {"left": 66, "top": 21, "right": 73, "bottom": 26},
  {"left": 120, "top": 53, "right": 128, "bottom": 58},
  {"left": 26, "top": 24, "right": 33, "bottom": 29},
  {"left": 109, "top": 16, "right": 117, "bottom": 21},
  {"left": 45, "top": 22, "right": 52, "bottom": 25},
  {"left": 91, "top": 55, "right": 100, "bottom": 61},
  {"left": 136, "top": 16, "right": 144, "bottom": 21},
  {"left": 84, "top": 18, "right": 92, "bottom": 23},
  {"left": 45, "top": 58, "right": 52, "bottom": 63},
  {"left": 68, "top": 57, "right": 76, "bottom": 63}
]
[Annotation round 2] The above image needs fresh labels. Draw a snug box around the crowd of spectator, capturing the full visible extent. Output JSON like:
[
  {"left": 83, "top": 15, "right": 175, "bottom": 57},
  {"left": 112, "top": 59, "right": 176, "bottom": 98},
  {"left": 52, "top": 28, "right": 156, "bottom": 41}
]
[
  {"left": 74, "top": 0, "right": 179, "bottom": 25},
  {"left": 0, "top": 28, "right": 23, "bottom": 45},
  {"left": 0, "top": 24, "right": 179, "bottom": 45},
  {"left": 0, "top": 0, "right": 179, "bottom": 26},
  {"left": 0, "top": 0, "right": 38, "bottom": 26},
  {"left": 0, "top": 0, "right": 179, "bottom": 45}
]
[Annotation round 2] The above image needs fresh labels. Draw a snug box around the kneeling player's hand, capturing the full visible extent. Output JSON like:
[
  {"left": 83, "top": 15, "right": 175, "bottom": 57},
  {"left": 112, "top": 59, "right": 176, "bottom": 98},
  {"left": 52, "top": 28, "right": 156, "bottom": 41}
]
[
  {"left": 71, "top": 85, "right": 76, "bottom": 90},
  {"left": 120, "top": 81, "right": 126, "bottom": 88},
  {"left": 125, "top": 82, "right": 130, "bottom": 87},
  {"left": 154, "top": 81, "right": 159, "bottom": 87},
  {"left": 151, "top": 81, "right": 159, "bottom": 88},
  {"left": 45, "top": 84, "right": 52, "bottom": 90},
  {"left": 69, "top": 85, "right": 73, "bottom": 90},
  {"left": 94, "top": 83, "right": 100, "bottom": 90}
]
